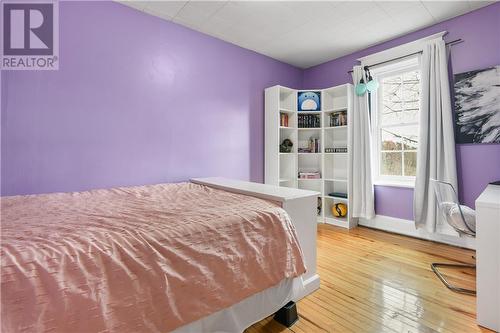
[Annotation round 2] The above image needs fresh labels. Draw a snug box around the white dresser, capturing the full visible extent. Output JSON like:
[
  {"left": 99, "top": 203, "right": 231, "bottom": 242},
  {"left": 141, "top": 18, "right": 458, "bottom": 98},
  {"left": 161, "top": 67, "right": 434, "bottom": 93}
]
[{"left": 476, "top": 184, "right": 500, "bottom": 332}]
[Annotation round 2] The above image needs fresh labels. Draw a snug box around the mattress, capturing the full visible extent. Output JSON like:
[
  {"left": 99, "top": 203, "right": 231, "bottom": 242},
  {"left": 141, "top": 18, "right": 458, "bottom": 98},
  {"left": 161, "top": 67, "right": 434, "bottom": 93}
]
[{"left": 1, "top": 182, "right": 306, "bottom": 332}]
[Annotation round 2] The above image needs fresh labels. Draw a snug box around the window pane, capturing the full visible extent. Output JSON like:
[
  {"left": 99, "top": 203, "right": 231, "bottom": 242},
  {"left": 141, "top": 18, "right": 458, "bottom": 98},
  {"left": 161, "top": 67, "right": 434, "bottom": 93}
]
[
  {"left": 381, "top": 105, "right": 417, "bottom": 125},
  {"left": 380, "top": 125, "right": 418, "bottom": 151},
  {"left": 382, "top": 75, "right": 402, "bottom": 121},
  {"left": 380, "top": 70, "right": 420, "bottom": 125},
  {"left": 381, "top": 152, "right": 402, "bottom": 176},
  {"left": 383, "top": 76, "right": 402, "bottom": 104},
  {"left": 400, "top": 124, "right": 418, "bottom": 150},
  {"left": 376, "top": 66, "right": 420, "bottom": 181},
  {"left": 402, "top": 71, "right": 420, "bottom": 118},
  {"left": 380, "top": 128, "right": 402, "bottom": 150},
  {"left": 404, "top": 151, "right": 417, "bottom": 176}
]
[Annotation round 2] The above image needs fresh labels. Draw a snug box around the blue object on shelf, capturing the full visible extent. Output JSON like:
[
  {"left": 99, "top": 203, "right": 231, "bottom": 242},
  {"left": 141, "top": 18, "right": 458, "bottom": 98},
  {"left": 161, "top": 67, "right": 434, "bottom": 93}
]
[{"left": 298, "top": 91, "right": 321, "bottom": 111}]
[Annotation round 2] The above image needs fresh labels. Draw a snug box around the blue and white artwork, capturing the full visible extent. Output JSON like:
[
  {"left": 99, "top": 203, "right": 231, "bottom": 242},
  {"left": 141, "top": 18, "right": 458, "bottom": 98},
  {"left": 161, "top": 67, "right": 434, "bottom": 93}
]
[
  {"left": 454, "top": 66, "right": 500, "bottom": 144},
  {"left": 298, "top": 91, "right": 321, "bottom": 111}
]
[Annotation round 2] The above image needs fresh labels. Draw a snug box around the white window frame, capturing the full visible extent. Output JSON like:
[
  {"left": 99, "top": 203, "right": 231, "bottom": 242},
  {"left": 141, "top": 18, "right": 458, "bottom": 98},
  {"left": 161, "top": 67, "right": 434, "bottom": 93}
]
[{"left": 370, "top": 56, "right": 421, "bottom": 188}]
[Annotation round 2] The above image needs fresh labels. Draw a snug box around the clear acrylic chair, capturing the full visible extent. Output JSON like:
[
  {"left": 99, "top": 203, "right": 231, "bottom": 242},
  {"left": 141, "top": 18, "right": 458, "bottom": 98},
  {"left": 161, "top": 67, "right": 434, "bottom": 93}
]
[{"left": 431, "top": 179, "right": 476, "bottom": 295}]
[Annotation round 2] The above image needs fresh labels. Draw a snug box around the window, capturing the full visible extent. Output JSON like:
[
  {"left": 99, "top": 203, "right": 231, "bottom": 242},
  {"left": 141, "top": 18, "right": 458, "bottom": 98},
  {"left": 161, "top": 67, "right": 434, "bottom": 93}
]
[{"left": 371, "top": 57, "right": 421, "bottom": 187}]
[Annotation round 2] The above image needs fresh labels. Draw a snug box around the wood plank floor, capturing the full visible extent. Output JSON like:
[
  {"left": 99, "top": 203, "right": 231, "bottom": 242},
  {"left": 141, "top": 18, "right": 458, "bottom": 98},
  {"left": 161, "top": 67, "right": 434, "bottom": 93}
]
[{"left": 246, "top": 224, "right": 490, "bottom": 333}]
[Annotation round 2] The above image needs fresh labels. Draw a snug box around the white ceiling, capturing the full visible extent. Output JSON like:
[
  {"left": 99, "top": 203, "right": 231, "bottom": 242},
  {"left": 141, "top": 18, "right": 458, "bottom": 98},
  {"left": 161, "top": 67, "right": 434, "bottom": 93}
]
[{"left": 118, "top": 1, "right": 495, "bottom": 69}]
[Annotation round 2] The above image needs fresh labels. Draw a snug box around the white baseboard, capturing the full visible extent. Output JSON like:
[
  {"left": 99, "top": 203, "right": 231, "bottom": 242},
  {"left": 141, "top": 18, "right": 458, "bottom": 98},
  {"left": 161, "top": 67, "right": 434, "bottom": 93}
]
[{"left": 359, "top": 215, "right": 475, "bottom": 250}]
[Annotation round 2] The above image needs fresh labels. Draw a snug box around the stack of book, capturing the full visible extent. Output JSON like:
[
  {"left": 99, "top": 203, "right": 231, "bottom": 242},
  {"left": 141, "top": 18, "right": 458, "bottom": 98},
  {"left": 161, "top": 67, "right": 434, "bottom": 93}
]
[
  {"left": 329, "top": 111, "right": 347, "bottom": 127},
  {"left": 298, "top": 171, "right": 321, "bottom": 179},
  {"left": 280, "top": 113, "right": 289, "bottom": 127},
  {"left": 298, "top": 114, "right": 320, "bottom": 128}
]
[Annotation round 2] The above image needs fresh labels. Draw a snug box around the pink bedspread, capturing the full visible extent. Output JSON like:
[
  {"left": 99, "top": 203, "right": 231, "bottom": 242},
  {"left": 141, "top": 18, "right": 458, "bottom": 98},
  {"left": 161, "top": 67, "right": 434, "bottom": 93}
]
[{"left": 1, "top": 182, "right": 305, "bottom": 332}]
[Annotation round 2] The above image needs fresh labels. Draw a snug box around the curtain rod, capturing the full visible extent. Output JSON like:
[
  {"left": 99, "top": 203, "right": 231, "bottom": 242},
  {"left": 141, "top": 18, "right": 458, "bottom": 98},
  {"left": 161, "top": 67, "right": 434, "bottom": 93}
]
[{"left": 347, "top": 38, "right": 463, "bottom": 74}]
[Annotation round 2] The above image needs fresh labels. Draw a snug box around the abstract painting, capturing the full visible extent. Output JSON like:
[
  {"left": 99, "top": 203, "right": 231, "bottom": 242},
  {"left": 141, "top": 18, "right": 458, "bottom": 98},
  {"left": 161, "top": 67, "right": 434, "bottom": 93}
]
[{"left": 454, "top": 66, "right": 500, "bottom": 144}]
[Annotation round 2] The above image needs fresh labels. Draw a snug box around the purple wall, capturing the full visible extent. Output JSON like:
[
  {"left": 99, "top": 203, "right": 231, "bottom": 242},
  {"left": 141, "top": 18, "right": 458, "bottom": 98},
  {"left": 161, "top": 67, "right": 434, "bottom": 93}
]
[
  {"left": 303, "top": 3, "right": 500, "bottom": 220},
  {"left": 1, "top": 1, "right": 302, "bottom": 196},
  {"left": 2, "top": 1, "right": 499, "bottom": 215}
]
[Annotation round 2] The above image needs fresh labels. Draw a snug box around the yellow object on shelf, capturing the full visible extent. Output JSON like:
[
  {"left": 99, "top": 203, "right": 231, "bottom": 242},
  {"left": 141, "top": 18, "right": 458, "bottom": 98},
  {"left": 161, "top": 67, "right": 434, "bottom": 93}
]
[{"left": 332, "top": 203, "right": 347, "bottom": 217}]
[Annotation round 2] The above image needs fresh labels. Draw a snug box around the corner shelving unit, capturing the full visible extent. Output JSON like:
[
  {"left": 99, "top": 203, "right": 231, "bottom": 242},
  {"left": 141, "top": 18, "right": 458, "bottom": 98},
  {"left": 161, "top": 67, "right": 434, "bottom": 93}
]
[{"left": 265, "top": 84, "right": 356, "bottom": 229}]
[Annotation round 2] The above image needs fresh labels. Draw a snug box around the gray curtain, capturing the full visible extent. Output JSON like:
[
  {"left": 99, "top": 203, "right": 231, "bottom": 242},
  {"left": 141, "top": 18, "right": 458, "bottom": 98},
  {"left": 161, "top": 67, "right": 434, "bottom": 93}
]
[{"left": 414, "top": 39, "right": 458, "bottom": 234}]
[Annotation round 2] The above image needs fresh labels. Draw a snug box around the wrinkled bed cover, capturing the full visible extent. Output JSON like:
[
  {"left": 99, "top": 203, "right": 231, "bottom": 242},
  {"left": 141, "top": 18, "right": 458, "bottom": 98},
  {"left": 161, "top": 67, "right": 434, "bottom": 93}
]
[{"left": 1, "top": 182, "right": 305, "bottom": 332}]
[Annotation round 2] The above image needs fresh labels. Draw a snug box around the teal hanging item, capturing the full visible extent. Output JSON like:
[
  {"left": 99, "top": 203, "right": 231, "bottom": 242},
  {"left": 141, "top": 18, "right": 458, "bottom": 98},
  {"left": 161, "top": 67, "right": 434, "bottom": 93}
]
[
  {"left": 365, "top": 79, "right": 379, "bottom": 92},
  {"left": 355, "top": 77, "right": 367, "bottom": 96},
  {"left": 355, "top": 67, "right": 378, "bottom": 96},
  {"left": 366, "top": 72, "right": 379, "bottom": 92}
]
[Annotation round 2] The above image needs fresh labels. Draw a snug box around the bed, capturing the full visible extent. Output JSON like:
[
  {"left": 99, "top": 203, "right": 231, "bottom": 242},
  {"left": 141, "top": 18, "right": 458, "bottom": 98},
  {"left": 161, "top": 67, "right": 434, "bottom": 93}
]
[{"left": 1, "top": 177, "right": 319, "bottom": 332}]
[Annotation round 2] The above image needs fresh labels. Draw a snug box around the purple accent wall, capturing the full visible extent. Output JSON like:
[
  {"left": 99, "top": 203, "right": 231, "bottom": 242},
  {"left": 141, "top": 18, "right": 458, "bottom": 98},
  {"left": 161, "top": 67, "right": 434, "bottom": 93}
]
[
  {"left": 1, "top": 2, "right": 499, "bottom": 215},
  {"left": 303, "top": 3, "right": 500, "bottom": 219},
  {"left": 1, "top": 1, "right": 302, "bottom": 196}
]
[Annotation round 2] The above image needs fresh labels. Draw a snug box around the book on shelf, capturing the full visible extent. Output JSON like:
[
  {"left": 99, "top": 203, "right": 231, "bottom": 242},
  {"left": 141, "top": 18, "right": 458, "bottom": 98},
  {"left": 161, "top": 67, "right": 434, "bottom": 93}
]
[
  {"left": 329, "top": 111, "right": 347, "bottom": 127},
  {"left": 313, "top": 137, "right": 319, "bottom": 152},
  {"left": 298, "top": 114, "right": 320, "bottom": 128},
  {"left": 324, "top": 147, "right": 347, "bottom": 153},
  {"left": 298, "top": 171, "right": 321, "bottom": 179},
  {"left": 280, "top": 113, "right": 289, "bottom": 127},
  {"left": 298, "top": 137, "right": 320, "bottom": 153}
]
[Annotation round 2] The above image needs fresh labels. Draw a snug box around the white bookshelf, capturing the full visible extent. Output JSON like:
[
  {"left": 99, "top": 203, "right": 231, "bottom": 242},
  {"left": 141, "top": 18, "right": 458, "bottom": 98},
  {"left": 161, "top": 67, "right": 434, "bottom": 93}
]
[{"left": 265, "top": 84, "right": 356, "bottom": 229}]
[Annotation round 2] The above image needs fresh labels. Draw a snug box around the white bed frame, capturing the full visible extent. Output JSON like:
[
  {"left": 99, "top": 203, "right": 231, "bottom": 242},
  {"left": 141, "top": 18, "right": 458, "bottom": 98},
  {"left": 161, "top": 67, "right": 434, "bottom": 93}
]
[{"left": 191, "top": 177, "right": 320, "bottom": 301}]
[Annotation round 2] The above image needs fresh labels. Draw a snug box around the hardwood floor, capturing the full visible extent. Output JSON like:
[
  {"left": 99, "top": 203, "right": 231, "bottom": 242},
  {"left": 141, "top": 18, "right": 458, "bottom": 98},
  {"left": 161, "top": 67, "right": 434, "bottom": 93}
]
[{"left": 246, "top": 224, "right": 490, "bottom": 333}]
